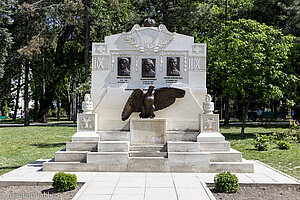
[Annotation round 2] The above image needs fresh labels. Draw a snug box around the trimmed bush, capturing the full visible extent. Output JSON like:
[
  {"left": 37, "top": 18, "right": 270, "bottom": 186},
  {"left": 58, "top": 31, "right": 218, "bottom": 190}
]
[
  {"left": 277, "top": 140, "right": 291, "bottom": 150},
  {"left": 254, "top": 134, "right": 270, "bottom": 151},
  {"left": 214, "top": 171, "right": 239, "bottom": 193},
  {"left": 52, "top": 171, "right": 77, "bottom": 192}
]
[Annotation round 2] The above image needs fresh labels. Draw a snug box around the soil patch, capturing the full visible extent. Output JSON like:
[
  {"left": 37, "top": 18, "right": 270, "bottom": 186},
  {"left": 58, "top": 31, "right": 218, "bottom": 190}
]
[
  {"left": 210, "top": 184, "right": 300, "bottom": 200},
  {"left": 0, "top": 183, "right": 83, "bottom": 200}
]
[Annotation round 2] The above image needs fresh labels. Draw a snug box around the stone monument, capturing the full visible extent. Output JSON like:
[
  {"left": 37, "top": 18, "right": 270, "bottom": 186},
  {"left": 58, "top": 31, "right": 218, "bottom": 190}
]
[{"left": 43, "top": 20, "right": 254, "bottom": 173}]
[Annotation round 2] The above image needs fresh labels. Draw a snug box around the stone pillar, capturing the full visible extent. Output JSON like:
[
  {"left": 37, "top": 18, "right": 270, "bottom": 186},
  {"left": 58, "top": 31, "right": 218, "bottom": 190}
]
[
  {"left": 72, "top": 94, "right": 100, "bottom": 142},
  {"left": 197, "top": 94, "right": 225, "bottom": 142}
]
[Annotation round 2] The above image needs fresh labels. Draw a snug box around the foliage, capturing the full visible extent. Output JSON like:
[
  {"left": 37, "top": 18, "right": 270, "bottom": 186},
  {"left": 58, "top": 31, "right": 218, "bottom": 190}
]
[
  {"left": 214, "top": 171, "right": 239, "bottom": 193},
  {"left": 254, "top": 134, "right": 271, "bottom": 151},
  {"left": 277, "top": 140, "right": 291, "bottom": 150},
  {"left": 52, "top": 171, "right": 77, "bottom": 192}
]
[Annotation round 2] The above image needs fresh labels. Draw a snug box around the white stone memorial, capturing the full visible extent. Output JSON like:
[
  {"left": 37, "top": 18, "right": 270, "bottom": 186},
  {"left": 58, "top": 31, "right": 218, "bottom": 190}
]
[{"left": 43, "top": 20, "right": 254, "bottom": 173}]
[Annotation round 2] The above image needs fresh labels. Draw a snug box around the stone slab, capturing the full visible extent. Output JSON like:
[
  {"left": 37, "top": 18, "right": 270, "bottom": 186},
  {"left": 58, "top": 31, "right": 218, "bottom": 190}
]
[
  {"left": 128, "top": 157, "right": 168, "bottom": 172},
  {"left": 199, "top": 114, "right": 219, "bottom": 133},
  {"left": 66, "top": 141, "right": 98, "bottom": 151},
  {"left": 130, "top": 118, "right": 166, "bottom": 145},
  {"left": 98, "top": 141, "right": 129, "bottom": 152},
  {"left": 72, "top": 132, "right": 100, "bottom": 142},
  {"left": 77, "top": 113, "right": 98, "bottom": 132},
  {"left": 99, "top": 131, "right": 131, "bottom": 141},
  {"left": 208, "top": 149, "right": 242, "bottom": 162},
  {"left": 199, "top": 141, "right": 230, "bottom": 152},
  {"left": 167, "top": 141, "right": 200, "bottom": 152},
  {"left": 197, "top": 132, "right": 225, "bottom": 142},
  {"left": 55, "top": 150, "right": 88, "bottom": 162},
  {"left": 168, "top": 152, "right": 209, "bottom": 165},
  {"left": 87, "top": 152, "right": 129, "bottom": 164}
]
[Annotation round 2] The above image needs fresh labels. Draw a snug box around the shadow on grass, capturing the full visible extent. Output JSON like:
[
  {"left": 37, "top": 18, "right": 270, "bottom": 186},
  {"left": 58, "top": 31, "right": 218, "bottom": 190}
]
[
  {"left": 31, "top": 143, "right": 66, "bottom": 148},
  {"left": 222, "top": 132, "right": 256, "bottom": 140},
  {"left": 0, "top": 166, "right": 22, "bottom": 170},
  {"left": 220, "top": 124, "right": 290, "bottom": 129}
]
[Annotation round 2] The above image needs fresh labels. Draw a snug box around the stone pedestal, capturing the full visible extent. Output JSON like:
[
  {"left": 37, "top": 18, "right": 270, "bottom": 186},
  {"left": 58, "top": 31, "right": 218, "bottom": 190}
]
[
  {"left": 72, "top": 113, "right": 99, "bottom": 142},
  {"left": 130, "top": 118, "right": 166, "bottom": 145}
]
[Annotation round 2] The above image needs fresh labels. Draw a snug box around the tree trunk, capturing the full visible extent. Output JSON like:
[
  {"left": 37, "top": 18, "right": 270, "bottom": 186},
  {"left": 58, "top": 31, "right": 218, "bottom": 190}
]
[
  {"left": 224, "top": 95, "right": 230, "bottom": 125},
  {"left": 84, "top": 0, "right": 90, "bottom": 81},
  {"left": 57, "top": 93, "right": 61, "bottom": 121},
  {"left": 241, "top": 97, "right": 250, "bottom": 137},
  {"left": 24, "top": 62, "right": 30, "bottom": 126},
  {"left": 37, "top": 88, "right": 54, "bottom": 123},
  {"left": 33, "top": 97, "right": 38, "bottom": 122},
  {"left": 72, "top": 78, "right": 77, "bottom": 123},
  {"left": 13, "top": 74, "right": 21, "bottom": 121}
]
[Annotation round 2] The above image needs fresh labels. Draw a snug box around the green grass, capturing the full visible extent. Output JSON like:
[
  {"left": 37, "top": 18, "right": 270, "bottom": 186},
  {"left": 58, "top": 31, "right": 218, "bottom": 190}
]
[
  {"left": 0, "top": 124, "right": 299, "bottom": 181},
  {"left": 221, "top": 125, "right": 300, "bottom": 180},
  {"left": 0, "top": 126, "right": 75, "bottom": 176}
]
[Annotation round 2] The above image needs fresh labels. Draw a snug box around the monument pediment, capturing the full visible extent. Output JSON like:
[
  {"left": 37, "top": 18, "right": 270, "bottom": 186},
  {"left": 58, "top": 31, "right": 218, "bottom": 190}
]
[{"left": 123, "top": 24, "right": 175, "bottom": 52}]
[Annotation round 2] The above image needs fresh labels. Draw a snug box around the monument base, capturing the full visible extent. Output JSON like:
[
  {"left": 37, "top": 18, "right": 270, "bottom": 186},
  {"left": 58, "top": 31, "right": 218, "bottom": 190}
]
[{"left": 130, "top": 118, "right": 166, "bottom": 145}]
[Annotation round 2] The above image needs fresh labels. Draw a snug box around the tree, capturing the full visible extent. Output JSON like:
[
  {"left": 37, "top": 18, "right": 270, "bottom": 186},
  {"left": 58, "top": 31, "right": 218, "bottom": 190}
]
[{"left": 209, "top": 19, "right": 295, "bottom": 136}]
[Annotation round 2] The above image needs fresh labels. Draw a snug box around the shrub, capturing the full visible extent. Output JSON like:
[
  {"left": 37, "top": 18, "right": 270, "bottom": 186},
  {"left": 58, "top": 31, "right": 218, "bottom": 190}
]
[
  {"left": 254, "top": 134, "right": 271, "bottom": 151},
  {"left": 214, "top": 171, "right": 239, "bottom": 193},
  {"left": 277, "top": 140, "right": 291, "bottom": 150},
  {"left": 52, "top": 171, "right": 77, "bottom": 192},
  {"left": 272, "top": 131, "right": 287, "bottom": 140}
]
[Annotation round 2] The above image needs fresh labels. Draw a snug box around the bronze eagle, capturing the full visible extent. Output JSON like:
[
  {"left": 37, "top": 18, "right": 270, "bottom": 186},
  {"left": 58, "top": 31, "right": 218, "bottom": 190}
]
[{"left": 121, "top": 86, "right": 185, "bottom": 121}]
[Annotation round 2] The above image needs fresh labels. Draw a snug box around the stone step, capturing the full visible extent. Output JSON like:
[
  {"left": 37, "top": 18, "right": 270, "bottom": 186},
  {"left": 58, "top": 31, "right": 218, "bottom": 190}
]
[
  {"left": 167, "top": 141, "right": 199, "bottom": 152},
  {"left": 129, "top": 145, "right": 166, "bottom": 152},
  {"left": 66, "top": 141, "right": 98, "bottom": 151},
  {"left": 99, "top": 131, "right": 130, "bottom": 141},
  {"left": 208, "top": 159, "right": 254, "bottom": 173},
  {"left": 87, "top": 152, "right": 129, "bottom": 164},
  {"left": 199, "top": 141, "right": 230, "bottom": 152},
  {"left": 166, "top": 131, "right": 199, "bottom": 142},
  {"left": 129, "top": 151, "right": 167, "bottom": 157},
  {"left": 128, "top": 157, "right": 168, "bottom": 172},
  {"left": 208, "top": 149, "right": 242, "bottom": 162},
  {"left": 55, "top": 150, "right": 87, "bottom": 162},
  {"left": 98, "top": 141, "right": 129, "bottom": 152}
]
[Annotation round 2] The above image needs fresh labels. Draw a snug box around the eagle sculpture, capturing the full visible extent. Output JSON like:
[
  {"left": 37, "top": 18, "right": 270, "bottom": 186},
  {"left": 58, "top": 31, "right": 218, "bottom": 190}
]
[{"left": 121, "top": 86, "right": 185, "bottom": 121}]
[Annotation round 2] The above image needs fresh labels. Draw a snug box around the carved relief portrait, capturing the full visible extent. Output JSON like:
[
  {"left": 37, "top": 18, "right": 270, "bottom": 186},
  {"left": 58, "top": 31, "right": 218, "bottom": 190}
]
[
  {"left": 118, "top": 57, "right": 131, "bottom": 76},
  {"left": 167, "top": 57, "right": 180, "bottom": 76},
  {"left": 142, "top": 58, "right": 155, "bottom": 78}
]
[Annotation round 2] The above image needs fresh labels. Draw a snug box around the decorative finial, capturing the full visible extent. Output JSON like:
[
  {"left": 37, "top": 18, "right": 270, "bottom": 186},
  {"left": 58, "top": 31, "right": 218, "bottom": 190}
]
[
  {"left": 205, "top": 94, "right": 212, "bottom": 103},
  {"left": 203, "top": 94, "right": 214, "bottom": 114},
  {"left": 143, "top": 17, "right": 156, "bottom": 27},
  {"left": 82, "top": 94, "right": 93, "bottom": 114}
]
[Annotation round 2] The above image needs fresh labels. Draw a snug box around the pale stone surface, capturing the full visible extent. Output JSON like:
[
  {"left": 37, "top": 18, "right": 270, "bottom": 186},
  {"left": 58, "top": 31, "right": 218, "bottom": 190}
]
[
  {"left": 91, "top": 24, "right": 207, "bottom": 131},
  {"left": 98, "top": 141, "right": 129, "bottom": 152},
  {"left": 199, "top": 141, "right": 230, "bottom": 152},
  {"left": 130, "top": 118, "right": 166, "bottom": 145},
  {"left": 199, "top": 114, "right": 219, "bottom": 133},
  {"left": 82, "top": 94, "right": 93, "bottom": 114},
  {"left": 168, "top": 152, "right": 209, "bottom": 165},
  {"left": 66, "top": 141, "right": 98, "bottom": 151},
  {"left": 72, "top": 132, "right": 100, "bottom": 142},
  {"left": 208, "top": 149, "right": 242, "bottom": 162},
  {"left": 167, "top": 141, "right": 199, "bottom": 152},
  {"left": 87, "top": 152, "right": 129, "bottom": 164},
  {"left": 197, "top": 132, "right": 225, "bottom": 142},
  {"left": 55, "top": 150, "right": 87, "bottom": 162},
  {"left": 128, "top": 157, "right": 168, "bottom": 172},
  {"left": 77, "top": 113, "right": 98, "bottom": 132}
]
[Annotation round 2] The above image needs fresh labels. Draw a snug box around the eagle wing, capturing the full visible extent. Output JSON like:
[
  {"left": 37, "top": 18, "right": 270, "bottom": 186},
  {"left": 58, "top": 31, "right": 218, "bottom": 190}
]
[
  {"left": 154, "top": 87, "right": 185, "bottom": 111},
  {"left": 121, "top": 89, "right": 144, "bottom": 121}
]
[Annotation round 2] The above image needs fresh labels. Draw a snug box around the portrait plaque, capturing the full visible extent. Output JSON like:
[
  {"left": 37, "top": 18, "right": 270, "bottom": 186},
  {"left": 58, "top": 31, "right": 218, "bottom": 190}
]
[
  {"left": 142, "top": 58, "right": 156, "bottom": 78},
  {"left": 167, "top": 57, "right": 180, "bottom": 76},
  {"left": 118, "top": 57, "right": 131, "bottom": 76}
]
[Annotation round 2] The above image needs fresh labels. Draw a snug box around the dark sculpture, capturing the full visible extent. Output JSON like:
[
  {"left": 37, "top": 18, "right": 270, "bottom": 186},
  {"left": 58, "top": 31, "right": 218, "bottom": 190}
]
[
  {"left": 142, "top": 58, "right": 155, "bottom": 77},
  {"left": 167, "top": 57, "right": 180, "bottom": 76},
  {"left": 121, "top": 86, "right": 185, "bottom": 121},
  {"left": 144, "top": 17, "right": 156, "bottom": 27},
  {"left": 118, "top": 57, "right": 130, "bottom": 76}
]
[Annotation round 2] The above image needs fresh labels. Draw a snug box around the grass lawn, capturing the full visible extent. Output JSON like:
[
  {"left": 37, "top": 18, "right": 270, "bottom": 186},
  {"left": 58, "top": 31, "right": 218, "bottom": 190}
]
[
  {"left": 0, "top": 126, "right": 76, "bottom": 176},
  {"left": 221, "top": 125, "right": 300, "bottom": 180},
  {"left": 0, "top": 124, "right": 299, "bottom": 180}
]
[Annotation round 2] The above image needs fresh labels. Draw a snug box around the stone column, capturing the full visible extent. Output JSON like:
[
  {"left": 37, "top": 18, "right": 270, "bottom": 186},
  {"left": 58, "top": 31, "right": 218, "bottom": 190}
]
[
  {"left": 72, "top": 94, "right": 100, "bottom": 142},
  {"left": 197, "top": 94, "right": 225, "bottom": 142}
]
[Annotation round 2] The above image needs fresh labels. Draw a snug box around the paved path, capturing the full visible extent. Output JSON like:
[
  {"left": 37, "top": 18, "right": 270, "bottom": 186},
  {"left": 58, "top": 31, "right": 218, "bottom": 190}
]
[{"left": 0, "top": 159, "right": 299, "bottom": 200}]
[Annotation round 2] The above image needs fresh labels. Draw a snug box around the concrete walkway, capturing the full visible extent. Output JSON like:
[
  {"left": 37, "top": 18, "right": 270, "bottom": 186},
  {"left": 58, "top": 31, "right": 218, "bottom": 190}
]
[{"left": 0, "top": 160, "right": 299, "bottom": 200}]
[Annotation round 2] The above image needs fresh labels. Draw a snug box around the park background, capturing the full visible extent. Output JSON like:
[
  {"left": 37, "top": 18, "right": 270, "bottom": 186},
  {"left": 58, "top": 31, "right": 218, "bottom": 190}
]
[{"left": 0, "top": 0, "right": 299, "bottom": 180}]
